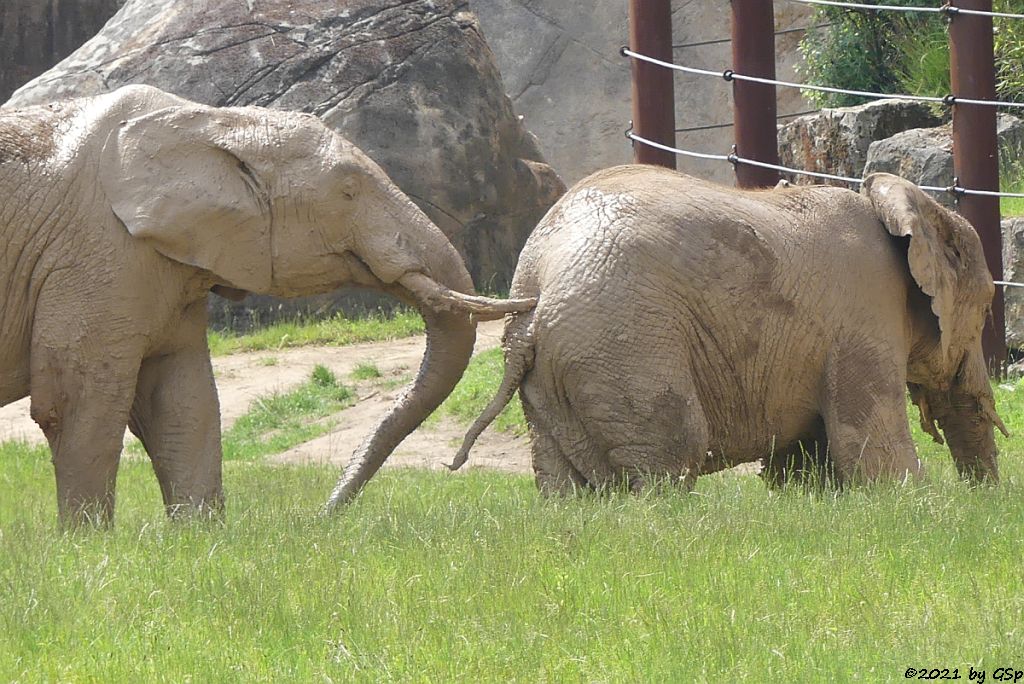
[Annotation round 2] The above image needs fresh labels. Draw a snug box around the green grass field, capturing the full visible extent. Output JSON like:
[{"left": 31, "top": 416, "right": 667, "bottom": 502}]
[
  {"left": 207, "top": 310, "right": 424, "bottom": 356},
  {"left": 222, "top": 365, "right": 356, "bottom": 461},
  {"left": 2, "top": 437, "right": 1023, "bottom": 681},
  {"left": 4, "top": 315, "right": 1024, "bottom": 679}
]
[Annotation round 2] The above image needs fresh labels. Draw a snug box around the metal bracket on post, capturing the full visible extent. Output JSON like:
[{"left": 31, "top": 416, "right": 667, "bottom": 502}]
[{"left": 949, "top": 176, "right": 965, "bottom": 208}]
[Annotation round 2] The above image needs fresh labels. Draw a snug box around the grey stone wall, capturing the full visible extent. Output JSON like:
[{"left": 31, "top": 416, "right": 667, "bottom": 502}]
[{"left": 469, "top": 0, "right": 814, "bottom": 185}]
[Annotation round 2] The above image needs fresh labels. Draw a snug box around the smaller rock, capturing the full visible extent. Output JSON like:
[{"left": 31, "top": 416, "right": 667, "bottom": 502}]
[
  {"left": 1005, "top": 362, "right": 1024, "bottom": 378},
  {"left": 1002, "top": 217, "right": 1024, "bottom": 350},
  {"left": 863, "top": 127, "right": 955, "bottom": 206},
  {"left": 777, "top": 99, "right": 944, "bottom": 186},
  {"left": 864, "top": 114, "right": 1024, "bottom": 208}
]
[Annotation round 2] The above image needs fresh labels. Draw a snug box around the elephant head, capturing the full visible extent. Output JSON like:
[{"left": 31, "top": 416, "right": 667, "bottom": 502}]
[
  {"left": 97, "top": 97, "right": 533, "bottom": 509},
  {"left": 862, "top": 173, "right": 1007, "bottom": 482}
]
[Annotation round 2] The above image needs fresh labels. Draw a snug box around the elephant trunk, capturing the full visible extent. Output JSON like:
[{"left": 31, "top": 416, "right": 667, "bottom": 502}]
[
  {"left": 322, "top": 221, "right": 479, "bottom": 512},
  {"left": 928, "top": 387, "right": 1000, "bottom": 483},
  {"left": 912, "top": 350, "right": 1006, "bottom": 483},
  {"left": 323, "top": 304, "right": 474, "bottom": 511},
  {"left": 319, "top": 179, "right": 539, "bottom": 511}
]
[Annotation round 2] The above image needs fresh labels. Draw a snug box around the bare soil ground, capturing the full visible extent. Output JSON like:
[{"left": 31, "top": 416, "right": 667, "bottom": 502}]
[{"left": 0, "top": 320, "right": 531, "bottom": 474}]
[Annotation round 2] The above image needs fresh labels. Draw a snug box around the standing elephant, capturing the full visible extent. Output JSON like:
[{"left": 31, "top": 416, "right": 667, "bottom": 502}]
[
  {"left": 0, "top": 85, "right": 533, "bottom": 525},
  {"left": 454, "top": 165, "right": 1006, "bottom": 492}
]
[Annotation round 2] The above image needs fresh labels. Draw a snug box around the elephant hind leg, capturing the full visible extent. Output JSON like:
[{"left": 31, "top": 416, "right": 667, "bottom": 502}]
[
  {"left": 576, "top": 373, "right": 710, "bottom": 494},
  {"left": 530, "top": 427, "right": 590, "bottom": 496},
  {"left": 606, "top": 446, "right": 699, "bottom": 495},
  {"left": 521, "top": 384, "right": 589, "bottom": 496},
  {"left": 524, "top": 349, "right": 709, "bottom": 494}
]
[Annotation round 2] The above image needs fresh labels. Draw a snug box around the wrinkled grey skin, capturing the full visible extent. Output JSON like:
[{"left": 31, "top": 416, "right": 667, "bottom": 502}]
[
  {"left": 456, "top": 165, "right": 1006, "bottom": 493},
  {"left": 0, "top": 85, "right": 532, "bottom": 525}
]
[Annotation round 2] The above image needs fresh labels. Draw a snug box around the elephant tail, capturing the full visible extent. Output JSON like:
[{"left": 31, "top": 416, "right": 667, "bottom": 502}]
[{"left": 448, "top": 310, "right": 535, "bottom": 471}]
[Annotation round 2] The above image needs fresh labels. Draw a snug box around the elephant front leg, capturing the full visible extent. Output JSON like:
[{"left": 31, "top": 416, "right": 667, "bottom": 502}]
[
  {"left": 129, "top": 346, "right": 224, "bottom": 519},
  {"left": 820, "top": 343, "right": 922, "bottom": 485},
  {"left": 30, "top": 355, "right": 139, "bottom": 527}
]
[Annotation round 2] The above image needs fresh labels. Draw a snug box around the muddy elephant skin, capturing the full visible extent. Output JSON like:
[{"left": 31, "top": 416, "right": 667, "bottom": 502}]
[
  {"left": 457, "top": 165, "right": 1005, "bottom": 492},
  {"left": 0, "top": 85, "right": 532, "bottom": 525}
]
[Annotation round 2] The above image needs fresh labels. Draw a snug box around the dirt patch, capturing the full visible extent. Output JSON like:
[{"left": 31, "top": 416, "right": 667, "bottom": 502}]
[
  {"left": 0, "top": 319, "right": 531, "bottom": 473},
  {"left": 269, "top": 393, "right": 530, "bottom": 474},
  {"left": 262, "top": 318, "right": 531, "bottom": 473}
]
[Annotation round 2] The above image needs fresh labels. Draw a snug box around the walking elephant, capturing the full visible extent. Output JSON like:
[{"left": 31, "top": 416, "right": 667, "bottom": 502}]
[
  {"left": 0, "top": 85, "right": 533, "bottom": 525},
  {"left": 455, "top": 165, "right": 1006, "bottom": 492}
]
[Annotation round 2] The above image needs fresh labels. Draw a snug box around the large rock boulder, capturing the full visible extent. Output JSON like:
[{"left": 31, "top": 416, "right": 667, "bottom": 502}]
[
  {"left": 0, "top": 0, "right": 124, "bottom": 103},
  {"left": 864, "top": 114, "right": 1024, "bottom": 208},
  {"left": 776, "top": 99, "right": 944, "bottom": 186},
  {"left": 469, "top": 0, "right": 814, "bottom": 185},
  {"left": 8, "top": 0, "right": 565, "bottom": 328}
]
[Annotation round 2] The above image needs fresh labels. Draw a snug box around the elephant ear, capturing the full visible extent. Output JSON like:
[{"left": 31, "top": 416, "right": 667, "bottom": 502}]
[
  {"left": 99, "top": 106, "right": 273, "bottom": 293},
  {"left": 862, "top": 173, "right": 967, "bottom": 361}
]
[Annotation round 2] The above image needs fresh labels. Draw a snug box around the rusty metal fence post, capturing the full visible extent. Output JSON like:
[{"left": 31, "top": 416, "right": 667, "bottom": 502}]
[
  {"left": 628, "top": 0, "right": 676, "bottom": 168},
  {"left": 949, "top": 0, "right": 1006, "bottom": 369},
  {"left": 731, "top": 0, "right": 780, "bottom": 188}
]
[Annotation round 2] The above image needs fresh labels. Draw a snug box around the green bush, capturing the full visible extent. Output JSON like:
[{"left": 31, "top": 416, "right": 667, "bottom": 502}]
[
  {"left": 798, "top": 0, "right": 943, "bottom": 108},
  {"left": 799, "top": 1, "right": 1024, "bottom": 108},
  {"left": 894, "top": 22, "right": 951, "bottom": 105},
  {"left": 995, "top": 6, "right": 1024, "bottom": 104}
]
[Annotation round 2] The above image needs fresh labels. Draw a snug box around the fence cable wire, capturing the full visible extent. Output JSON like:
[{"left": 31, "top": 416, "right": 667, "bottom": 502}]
[
  {"left": 621, "top": 48, "right": 1024, "bottom": 109},
  {"left": 626, "top": 130, "right": 1024, "bottom": 198},
  {"left": 626, "top": 132, "right": 732, "bottom": 161},
  {"left": 673, "top": 23, "right": 836, "bottom": 49},
  {"left": 676, "top": 110, "right": 821, "bottom": 133},
  {"left": 783, "top": 0, "right": 944, "bottom": 13},
  {"left": 782, "top": 0, "right": 1024, "bottom": 20}
]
